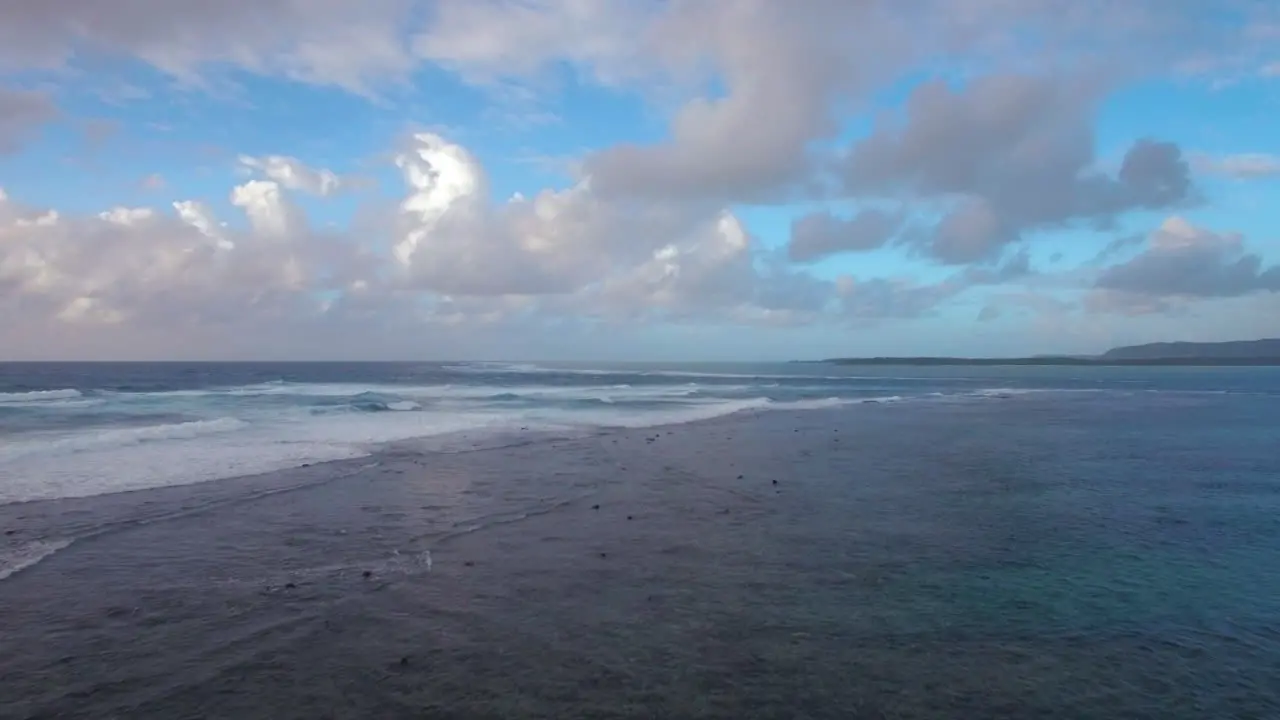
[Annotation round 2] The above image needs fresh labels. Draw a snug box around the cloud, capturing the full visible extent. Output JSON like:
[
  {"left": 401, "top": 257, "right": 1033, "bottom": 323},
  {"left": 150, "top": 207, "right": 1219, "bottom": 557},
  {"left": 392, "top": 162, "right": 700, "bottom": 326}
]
[
  {"left": 1192, "top": 152, "right": 1280, "bottom": 179},
  {"left": 787, "top": 208, "right": 903, "bottom": 262},
  {"left": 413, "top": 0, "right": 649, "bottom": 84},
  {"left": 0, "top": 131, "right": 865, "bottom": 358},
  {"left": 1091, "top": 232, "right": 1148, "bottom": 265},
  {"left": 412, "top": 0, "right": 1237, "bottom": 208},
  {"left": 577, "top": 1, "right": 909, "bottom": 204},
  {"left": 1, "top": 1, "right": 1269, "bottom": 358},
  {"left": 387, "top": 133, "right": 837, "bottom": 324},
  {"left": 0, "top": 186, "right": 340, "bottom": 328},
  {"left": 0, "top": 0, "right": 419, "bottom": 94},
  {"left": 0, "top": 88, "right": 58, "bottom": 153},
  {"left": 836, "top": 74, "right": 1195, "bottom": 264},
  {"left": 230, "top": 179, "right": 304, "bottom": 238},
  {"left": 834, "top": 275, "right": 963, "bottom": 321},
  {"left": 1091, "top": 216, "right": 1280, "bottom": 313},
  {"left": 239, "top": 155, "right": 345, "bottom": 196},
  {"left": 977, "top": 305, "right": 1003, "bottom": 322}
]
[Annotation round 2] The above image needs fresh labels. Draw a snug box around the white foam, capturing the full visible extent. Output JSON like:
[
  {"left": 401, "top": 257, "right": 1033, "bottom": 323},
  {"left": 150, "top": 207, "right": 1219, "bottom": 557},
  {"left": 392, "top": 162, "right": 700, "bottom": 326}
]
[
  {"left": 0, "top": 389, "right": 83, "bottom": 403},
  {"left": 117, "top": 381, "right": 713, "bottom": 405},
  {"left": 0, "top": 418, "right": 249, "bottom": 462},
  {"left": 969, "top": 388, "right": 1043, "bottom": 397},
  {"left": 442, "top": 361, "right": 864, "bottom": 382},
  {"left": 964, "top": 387, "right": 1105, "bottom": 398},
  {"left": 2, "top": 369, "right": 1086, "bottom": 505},
  {"left": 855, "top": 395, "right": 905, "bottom": 404},
  {"left": 0, "top": 539, "right": 73, "bottom": 581}
]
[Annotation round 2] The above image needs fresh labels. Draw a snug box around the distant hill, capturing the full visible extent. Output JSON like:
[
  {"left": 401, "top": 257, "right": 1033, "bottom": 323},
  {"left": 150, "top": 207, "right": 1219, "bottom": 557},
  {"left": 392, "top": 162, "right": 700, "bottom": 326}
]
[
  {"left": 1101, "top": 339, "right": 1280, "bottom": 361},
  {"left": 821, "top": 339, "right": 1280, "bottom": 366}
]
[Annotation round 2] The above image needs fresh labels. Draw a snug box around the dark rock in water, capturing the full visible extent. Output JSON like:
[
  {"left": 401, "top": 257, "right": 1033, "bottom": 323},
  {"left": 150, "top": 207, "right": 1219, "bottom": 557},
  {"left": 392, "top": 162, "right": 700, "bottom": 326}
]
[
  {"left": 4, "top": 529, "right": 16, "bottom": 536},
  {"left": 463, "top": 561, "right": 474, "bottom": 567},
  {"left": 599, "top": 552, "right": 608, "bottom": 559},
  {"left": 362, "top": 570, "right": 373, "bottom": 579},
  {"left": 772, "top": 479, "right": 778, "bottom": 486},
  {"left": 399, "top": 656, "right": 410, "bottom": 667},
  {"left": 301, "top": 463, "right": 311, "bottom": 468},
  {"left": 591, "top": 504, "right": 600, "bottom": 510},
  {"left": 284, "top": 583, "right": 297, "bottom": 590},
  {"left": 627, "top": 515, "right": 633, "bottom": 521},
  {"left": 737, "top": 474, "right": 744, "bottom": 480}
]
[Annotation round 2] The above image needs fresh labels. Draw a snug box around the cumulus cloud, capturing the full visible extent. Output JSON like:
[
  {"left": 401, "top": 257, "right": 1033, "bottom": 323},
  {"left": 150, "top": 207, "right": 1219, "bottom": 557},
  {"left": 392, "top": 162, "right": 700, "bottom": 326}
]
[
  {"left": 0, "top": 187, "right": 331, "bottom": 331},
  {"left": 0, "top": 131, "right": 864, "bottom": 357},
  {"left": 836, "top": 74, "right": 1195, "bottom": 264},
  {"left": 387, "top": 132, "right": 837, "bottom": 323},
  {"left": 1091, "top": 216, "right": 1280, "bottom": 313},
  {"left": 787, "top": 208, "right": 903, "bottom": 262},
  {"left": 0, "top": 0, "right": 1272, "bottom": 357},
  {"left": 0, "top": 88, "right": 57, "bottom": 152},
  {"left": 411, "top": 0, "right": 1236, "bottom": 207},
  {"left": 238, "top": 155, "right": 345, "bottom": 196}
]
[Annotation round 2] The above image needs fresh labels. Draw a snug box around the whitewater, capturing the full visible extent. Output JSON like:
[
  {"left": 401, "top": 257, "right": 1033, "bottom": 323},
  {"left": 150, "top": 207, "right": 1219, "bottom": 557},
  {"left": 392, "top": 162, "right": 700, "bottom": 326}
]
[{"left": 2, "top": 360, "right": 1261, "bottom": 505}]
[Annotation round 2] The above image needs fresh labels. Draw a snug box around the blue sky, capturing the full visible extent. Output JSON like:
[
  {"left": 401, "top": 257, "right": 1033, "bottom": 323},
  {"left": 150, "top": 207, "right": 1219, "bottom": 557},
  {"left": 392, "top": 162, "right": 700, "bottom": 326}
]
[{"left": 0, "top": 0, "right": 1278, "bottom": 360}]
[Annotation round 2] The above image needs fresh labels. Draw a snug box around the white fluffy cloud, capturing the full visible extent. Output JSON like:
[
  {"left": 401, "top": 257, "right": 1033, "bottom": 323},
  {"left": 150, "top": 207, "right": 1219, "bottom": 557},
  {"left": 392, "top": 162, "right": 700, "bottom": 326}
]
[
  {"left": 0, "top": 187, "right": 318, "bottom": 330},
  {"left": 388, "top": 132, "right": 836, "bottom": 322},
  {"left": 239, "top": 155, "right": 345, "bottom": 196},
  {"left": 0, "top": 133, "right": 875, "bottom": 357}
]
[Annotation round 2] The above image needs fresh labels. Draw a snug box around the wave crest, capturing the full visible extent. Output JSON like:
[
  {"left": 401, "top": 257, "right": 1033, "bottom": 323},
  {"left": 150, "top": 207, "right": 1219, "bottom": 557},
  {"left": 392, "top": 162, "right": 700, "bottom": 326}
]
[
  {"left": 0, "top": 418, "right": 249, "bottom": 461},
  {"left": 0, "top": 389, "right": 83, "bottom": 404}
]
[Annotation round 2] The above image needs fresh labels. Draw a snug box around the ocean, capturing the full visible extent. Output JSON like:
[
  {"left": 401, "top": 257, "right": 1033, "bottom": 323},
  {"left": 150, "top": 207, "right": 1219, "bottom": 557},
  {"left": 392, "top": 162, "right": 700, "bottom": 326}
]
[{"left": 2, "top": 362, "right": 1279, "bottom": 718}]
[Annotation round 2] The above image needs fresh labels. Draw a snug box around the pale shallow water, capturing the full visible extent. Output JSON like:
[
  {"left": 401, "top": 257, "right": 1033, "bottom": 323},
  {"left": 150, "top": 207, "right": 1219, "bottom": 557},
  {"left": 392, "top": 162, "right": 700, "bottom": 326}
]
[{"left": 1, "top": 365, "right": 1279, "bottom": 718}]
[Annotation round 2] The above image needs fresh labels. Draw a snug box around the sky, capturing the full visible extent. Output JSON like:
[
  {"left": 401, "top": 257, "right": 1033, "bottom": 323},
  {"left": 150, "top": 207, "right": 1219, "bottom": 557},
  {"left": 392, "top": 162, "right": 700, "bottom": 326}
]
[{"left": 0, "top": 0, "right": 1278, "bottom": 361}]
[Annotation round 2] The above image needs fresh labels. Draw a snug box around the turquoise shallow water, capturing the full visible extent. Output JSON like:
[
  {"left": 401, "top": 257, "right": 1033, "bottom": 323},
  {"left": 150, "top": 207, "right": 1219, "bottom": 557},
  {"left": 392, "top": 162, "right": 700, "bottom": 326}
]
[{"left": 1, "top": 365, "right": 1279, "bottom": 717}]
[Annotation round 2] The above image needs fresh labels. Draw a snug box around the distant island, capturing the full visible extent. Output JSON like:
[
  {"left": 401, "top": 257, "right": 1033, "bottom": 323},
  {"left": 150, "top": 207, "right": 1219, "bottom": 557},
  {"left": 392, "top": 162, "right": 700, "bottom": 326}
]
[{"left": 818, "top": 339, "right": 1280, "bottom": 366}]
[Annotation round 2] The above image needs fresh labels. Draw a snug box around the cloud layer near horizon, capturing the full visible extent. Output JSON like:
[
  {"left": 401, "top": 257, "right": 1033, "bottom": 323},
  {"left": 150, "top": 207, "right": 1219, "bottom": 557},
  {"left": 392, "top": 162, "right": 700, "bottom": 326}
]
[{"left": 1, "top": 0, "right": 1278, "bottom": 359}]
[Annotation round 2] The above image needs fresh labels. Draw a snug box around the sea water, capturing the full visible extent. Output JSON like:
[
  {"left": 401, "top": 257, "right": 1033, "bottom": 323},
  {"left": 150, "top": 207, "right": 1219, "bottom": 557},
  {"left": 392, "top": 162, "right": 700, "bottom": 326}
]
[{"left": 3, "top": 362, "right": 1277, "bottom": 504}]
